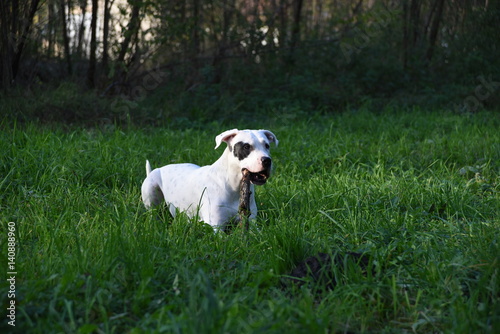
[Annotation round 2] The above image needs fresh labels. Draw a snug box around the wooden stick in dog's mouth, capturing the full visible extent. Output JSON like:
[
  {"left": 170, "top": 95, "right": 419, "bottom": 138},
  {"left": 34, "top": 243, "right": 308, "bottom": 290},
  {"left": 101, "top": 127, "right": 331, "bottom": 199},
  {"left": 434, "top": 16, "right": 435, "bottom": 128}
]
[{"left": 239, "top": 168, "right": 252, "bottom": 230}]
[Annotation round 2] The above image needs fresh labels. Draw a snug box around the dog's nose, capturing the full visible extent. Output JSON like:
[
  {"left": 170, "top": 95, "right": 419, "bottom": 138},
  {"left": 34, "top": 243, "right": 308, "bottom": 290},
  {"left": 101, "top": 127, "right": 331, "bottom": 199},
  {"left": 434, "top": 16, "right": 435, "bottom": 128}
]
[{"left": 261, "top": 157, "right": 272, "bottom": 169}]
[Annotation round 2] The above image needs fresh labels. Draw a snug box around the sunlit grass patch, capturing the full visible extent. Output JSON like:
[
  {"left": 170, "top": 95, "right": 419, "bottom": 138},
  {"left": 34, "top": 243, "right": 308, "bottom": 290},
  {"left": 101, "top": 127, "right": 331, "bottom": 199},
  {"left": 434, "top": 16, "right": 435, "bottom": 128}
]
[{"left": 1, "top": 110, "right": 498, "bottom": 333}]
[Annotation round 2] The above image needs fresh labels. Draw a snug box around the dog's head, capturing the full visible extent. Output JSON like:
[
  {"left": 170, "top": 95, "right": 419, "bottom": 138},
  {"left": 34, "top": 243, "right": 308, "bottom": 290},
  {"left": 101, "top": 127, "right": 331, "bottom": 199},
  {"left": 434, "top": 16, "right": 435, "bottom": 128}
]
[{"left": 215, "top": 129, "right": 278, "bottom": 185}]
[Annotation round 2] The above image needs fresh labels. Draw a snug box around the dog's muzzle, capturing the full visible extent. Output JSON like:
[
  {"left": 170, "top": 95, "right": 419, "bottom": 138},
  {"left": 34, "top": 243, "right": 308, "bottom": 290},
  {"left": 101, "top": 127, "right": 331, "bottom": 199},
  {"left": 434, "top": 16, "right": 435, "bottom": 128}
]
[
  {"left": 248, "top": 170, "right": 270, "bottom": 185},
  {"left": 243, "top": 157, "right": 272, "bottom": 186}
]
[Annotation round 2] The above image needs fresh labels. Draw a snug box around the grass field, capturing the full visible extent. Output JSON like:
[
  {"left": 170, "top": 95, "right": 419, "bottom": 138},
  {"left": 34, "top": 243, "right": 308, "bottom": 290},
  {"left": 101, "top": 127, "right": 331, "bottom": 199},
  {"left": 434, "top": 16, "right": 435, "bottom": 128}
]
[{"left": 1, "top": 109, "right": 499, "bottom": 333}]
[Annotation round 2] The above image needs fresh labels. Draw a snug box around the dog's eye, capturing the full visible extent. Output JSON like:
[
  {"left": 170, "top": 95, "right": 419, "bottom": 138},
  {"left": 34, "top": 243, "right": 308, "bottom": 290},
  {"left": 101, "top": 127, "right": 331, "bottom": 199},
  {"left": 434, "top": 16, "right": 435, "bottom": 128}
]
[
  {"left": 265, "top": 143, "right": 270, "bottom": 149},
  {"left": 243, "top": 144, "right": 251, "bottom": 150}
]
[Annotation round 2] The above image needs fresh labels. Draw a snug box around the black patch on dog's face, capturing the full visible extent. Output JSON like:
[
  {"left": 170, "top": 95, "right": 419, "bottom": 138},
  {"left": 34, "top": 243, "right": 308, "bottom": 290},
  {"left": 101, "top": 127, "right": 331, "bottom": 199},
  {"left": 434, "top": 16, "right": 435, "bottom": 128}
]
[{"left": 233, "top": 141, "right": 253, "bottom": 161}]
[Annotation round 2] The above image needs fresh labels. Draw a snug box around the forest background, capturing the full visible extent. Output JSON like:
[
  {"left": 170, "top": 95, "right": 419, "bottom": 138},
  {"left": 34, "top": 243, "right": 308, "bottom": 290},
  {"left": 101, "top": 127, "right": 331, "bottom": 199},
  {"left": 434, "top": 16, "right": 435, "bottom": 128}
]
[
  {"left": 1, "top": 2, "right": 499, "bottom": 332},
  {"left": 1, "top": 0, "right": 499, "bottom": 124}
]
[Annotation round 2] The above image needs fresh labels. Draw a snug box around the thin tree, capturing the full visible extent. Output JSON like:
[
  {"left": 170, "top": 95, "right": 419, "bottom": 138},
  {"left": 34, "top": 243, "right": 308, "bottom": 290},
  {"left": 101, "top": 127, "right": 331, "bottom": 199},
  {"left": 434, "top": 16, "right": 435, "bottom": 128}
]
[
  {"left": 288, "top": 0, "right": 303, "bottom": 65},
  {"left": 102, "top": 0, "right": 114, "bottom": 75},
  {"left": 76, "top": 0, "right": 87, "bottom": 58},
  {"left": 0, "top": 0, "right": 13, "bottom": 87},
  {"left": 12, "top": 0, "right": 40, "bottom": 80},
  {"left": 47, "top": 0, "right": 55, "bottom": 57},
  {"left": 60, "top": 0, "right": 72, "bottom": 74},
  {"left": 117, "top": 0, "right": 141, "bottom": 64},
  {"left": 0, "top": 0, "right": 40, "bottom": 88},
  {"left": 87, "top": 0, "right": 98, "bottom": 87},
  {"left": 426, "top": 0, "right": 445, "bottom": 61}
]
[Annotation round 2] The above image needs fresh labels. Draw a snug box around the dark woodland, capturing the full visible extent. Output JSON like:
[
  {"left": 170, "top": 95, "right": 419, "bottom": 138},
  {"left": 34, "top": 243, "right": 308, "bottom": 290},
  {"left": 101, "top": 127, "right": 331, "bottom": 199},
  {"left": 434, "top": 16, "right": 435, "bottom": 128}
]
[{"left": 1, "top": 0, "right": 499, "bottom": 123}]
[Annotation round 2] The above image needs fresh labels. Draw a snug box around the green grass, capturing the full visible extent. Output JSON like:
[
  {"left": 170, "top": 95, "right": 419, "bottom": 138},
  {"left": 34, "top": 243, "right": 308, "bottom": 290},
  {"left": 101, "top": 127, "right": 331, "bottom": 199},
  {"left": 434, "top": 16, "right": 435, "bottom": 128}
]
[{"left": 1, "top": 110, "right": 499, "bottom": 333}]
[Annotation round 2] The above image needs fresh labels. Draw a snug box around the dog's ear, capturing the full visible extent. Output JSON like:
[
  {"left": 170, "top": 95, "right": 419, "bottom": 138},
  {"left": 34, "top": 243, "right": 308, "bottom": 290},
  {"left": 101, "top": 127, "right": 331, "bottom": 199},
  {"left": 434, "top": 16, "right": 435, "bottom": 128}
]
[
  {"left": 215, "top": 129, "right": 239, "bottom": 149},
  {"left": 261, "top": 130, "right": 279, "bottom": 147}
]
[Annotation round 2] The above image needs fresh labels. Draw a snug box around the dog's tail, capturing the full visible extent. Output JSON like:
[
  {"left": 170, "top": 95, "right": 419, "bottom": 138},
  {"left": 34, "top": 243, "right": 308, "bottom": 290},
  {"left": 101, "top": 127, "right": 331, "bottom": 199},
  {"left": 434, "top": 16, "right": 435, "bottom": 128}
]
[{"left": 145, "top": 160, "right": 152, "bottom": 176}]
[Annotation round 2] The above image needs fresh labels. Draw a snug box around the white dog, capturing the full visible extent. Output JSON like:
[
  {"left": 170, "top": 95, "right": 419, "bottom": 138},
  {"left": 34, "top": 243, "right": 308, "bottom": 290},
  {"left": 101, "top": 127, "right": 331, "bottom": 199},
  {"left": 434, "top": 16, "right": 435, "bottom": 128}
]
[{"left": 141, "top": 129, "right": 278, "bottom": 231}]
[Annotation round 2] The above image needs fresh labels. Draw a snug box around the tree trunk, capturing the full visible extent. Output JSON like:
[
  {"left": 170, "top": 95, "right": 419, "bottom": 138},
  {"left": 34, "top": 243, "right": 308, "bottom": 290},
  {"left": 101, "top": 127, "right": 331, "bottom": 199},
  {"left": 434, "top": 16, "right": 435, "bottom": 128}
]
[
  {"left": 117, "top": 1, "right": 141, "bottom": 64},
  {"left": 402, "top": 0, "right": 408, "bottom": 68},
  {"left": 410, "top": 0, "right": 421, "bottom": 46},
  {"left": 192, "top": 0, "right": 200, "bottom": 57},
  {"left": 0, "top": 0, "right": 13, "bottom": 88},
  {"left": 11, "top": 0, "right": 19, "bottom": 39},
  {"left": 278, "top": 0, "right": 287, "bottom": 50},
  {"left": 102, "top": 0, "right": 113, "bottom": 74},
  {"left": 288, "top": 0, "right": 303, "bottom": 65},
  {"left": 47, "top": 1, "right": 55, "bottom": 57},
  {"left": 426, "top": 0, "right": 445, "bottom": 61},
  {"left": 77, "top": 0, "right": 87, "bottom": 58},
  {"left": 87, "top": 0, "right": 98, "bottom": 87},
  {"left": 60, "top": 0, "right": 72, "bottom": 74},
  {"left": 10, "top": 0, "right": 40, "bottom": 82},
  {"left": 402, "top": 0, "right": 422, "bottom": 68}
]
